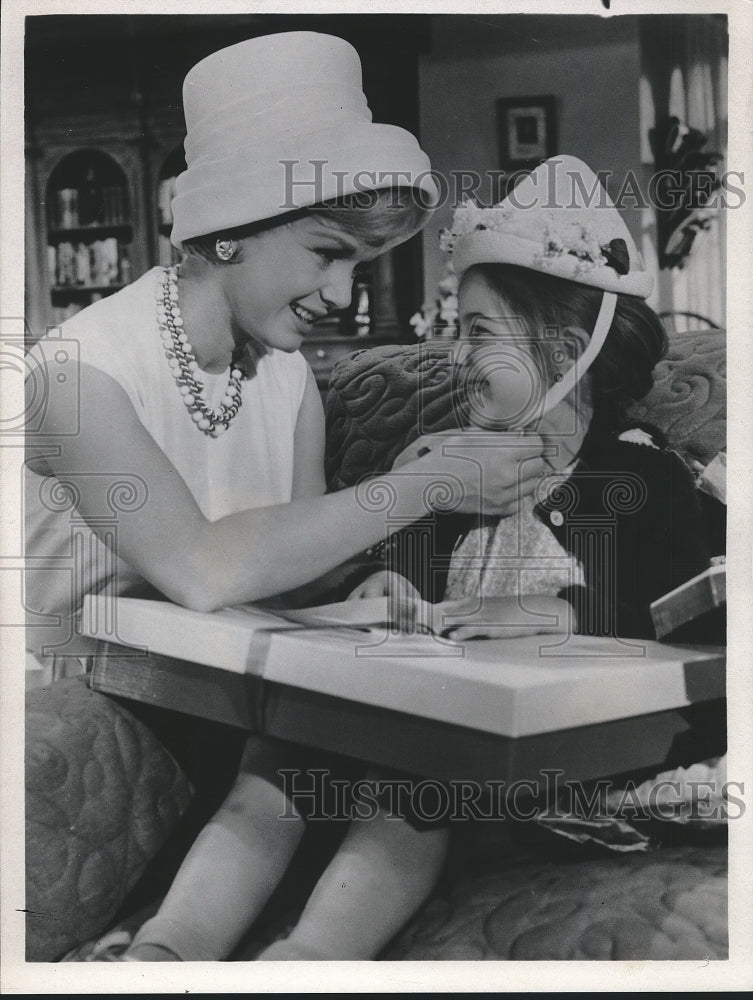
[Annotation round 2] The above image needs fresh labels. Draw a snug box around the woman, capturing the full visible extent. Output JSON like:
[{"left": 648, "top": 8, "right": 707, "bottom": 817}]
[
  {"left": 26, "top": 31, "right": 547, "bottom": 960},
  {"left": 25, "top": 30, "right": 545, "bottom": 679}
]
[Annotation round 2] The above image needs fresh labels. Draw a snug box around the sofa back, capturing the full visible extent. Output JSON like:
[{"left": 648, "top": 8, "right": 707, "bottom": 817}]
[
  {"left": 325, "top": 329, "right": 726, "bottom": 491},
  {"left": 627, "top": 330, "right": 726, "bottom": 466}
]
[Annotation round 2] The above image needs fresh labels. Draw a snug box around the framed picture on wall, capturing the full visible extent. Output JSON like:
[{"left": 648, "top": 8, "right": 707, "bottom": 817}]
[{"left": 497, "top": 96, "right": 557, "bottom": 169}]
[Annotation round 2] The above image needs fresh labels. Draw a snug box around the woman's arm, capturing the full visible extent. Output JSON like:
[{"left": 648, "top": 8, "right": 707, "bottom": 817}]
[
  {"left": 270, "top": 366, "right": 372, "bottom": 608},
  {"left": 35, "top": 362, "right": 546, "bottom": 612},
  {"left": 291, "top": 365, "right": 327, "bottom": 500}
]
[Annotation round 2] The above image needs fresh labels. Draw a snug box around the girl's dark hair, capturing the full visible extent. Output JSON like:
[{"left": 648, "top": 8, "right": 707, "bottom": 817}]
[
  {"left": 468, "top": 263, "right": 668, "bottom": 427},
  {"left": 183, "top": 188, "right": 431, "bottom": 263}
]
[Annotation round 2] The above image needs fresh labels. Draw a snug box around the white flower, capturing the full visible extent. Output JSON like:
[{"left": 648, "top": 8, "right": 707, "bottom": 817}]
[
  {"left": 409, "top": 310, "right": 434, "bottom": 339},
  {"left": 437, "top": 270, "right": 458, "bottom": 296},
  {"left": 439, "top": 229, "right": 455, "bottom": 253},
  {"left": 618, "top": 428, "right": 659, "bottom": 449},
  {"left": 439, "top": 294, "right": 458, "bottom": 322},
  {"left": 411, "top": 260, "right": 460, "bottom": 340}
]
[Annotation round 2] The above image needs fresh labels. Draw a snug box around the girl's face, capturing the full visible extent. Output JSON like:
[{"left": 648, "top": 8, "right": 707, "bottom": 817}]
[
  {"left": 455, "top": 271, "right": 593, "bottom": 465},
  {"left": 219, "top": 216, "right": 383, "bottom": 352},
  {"left": 455, "top": 271, "right": 546, "bottom": 431}
]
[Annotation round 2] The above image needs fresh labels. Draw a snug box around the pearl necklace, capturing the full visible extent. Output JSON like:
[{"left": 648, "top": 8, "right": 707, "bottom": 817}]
[{"left": 156, "top": 266, "right": 247, "bottom": 437}]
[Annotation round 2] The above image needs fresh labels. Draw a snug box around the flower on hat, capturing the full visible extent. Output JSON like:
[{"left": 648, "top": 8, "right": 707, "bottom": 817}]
[
  {"left": 440, "top": 198, "right": 632, "bottom": 282},
  {"left": 443, "top": 157, "right": 651, "bottom": 297},
  {"left": 410, "top": 260, "right": 459, "bottom": 339}
]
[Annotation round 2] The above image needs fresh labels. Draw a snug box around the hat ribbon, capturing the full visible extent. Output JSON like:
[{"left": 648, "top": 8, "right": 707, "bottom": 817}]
[{"left": 538, "top": 291, "right": 617, "bottom": 417}]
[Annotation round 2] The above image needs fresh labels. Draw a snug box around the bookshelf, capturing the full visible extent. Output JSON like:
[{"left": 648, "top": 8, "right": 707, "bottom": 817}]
[{"left": 45, "top": 150, "right": 133, "bottom": 325}]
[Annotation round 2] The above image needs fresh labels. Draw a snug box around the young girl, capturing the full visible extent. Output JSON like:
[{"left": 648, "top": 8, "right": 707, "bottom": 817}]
[
  {"left": 28, "top": 32, "right": 546, "bottom": 962},
  {"left": 263, "top": 156, "right": 717, "bottom": 960},
  {"left": 385, "top": 154, "right": 713, "bottom": 641}
]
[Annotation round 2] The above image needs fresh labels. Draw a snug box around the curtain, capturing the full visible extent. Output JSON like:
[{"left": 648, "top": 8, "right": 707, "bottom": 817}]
[{"left": 640, "top": 15, "right": 728, "bottom": 330}]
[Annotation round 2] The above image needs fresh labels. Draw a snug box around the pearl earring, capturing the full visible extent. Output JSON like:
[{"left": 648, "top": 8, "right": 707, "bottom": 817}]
[{"left": 215, "top": 238, "right": 238, "bottom": 262}]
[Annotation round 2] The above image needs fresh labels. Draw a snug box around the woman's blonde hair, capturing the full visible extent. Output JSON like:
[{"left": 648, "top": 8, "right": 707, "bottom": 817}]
[{"left": 183, "top": 187, "right": 431, "bottom": 263}]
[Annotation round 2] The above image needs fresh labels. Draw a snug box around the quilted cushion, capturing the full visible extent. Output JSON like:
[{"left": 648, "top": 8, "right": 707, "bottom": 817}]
[
  {"left": 60, "top": 830, "right": 727, "bottom": 963},
  {"left": 25, "top": 676, "right": 193, "bottom": 961},
  {"left": 325, "top": 342, "right": 465, "bottom": 491},
  {"left": 325, "top": 330, "right": 726, "bottom": 490},
  {"left": 383, "top": 842, "right": 727, "bottom": 960},
  {"left": 629, "top": 330, "right": 726, "bottom": 467}
]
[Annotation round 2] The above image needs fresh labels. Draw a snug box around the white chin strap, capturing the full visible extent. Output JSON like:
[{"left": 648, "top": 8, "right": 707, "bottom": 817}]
[{"left": 539, "top": 291, "right": 617, "bottom": 416}]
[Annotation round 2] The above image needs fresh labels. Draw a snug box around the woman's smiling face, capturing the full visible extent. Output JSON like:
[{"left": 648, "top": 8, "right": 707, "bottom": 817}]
[{"left": 219, "top": 215, "right": 381, "bottom": 352}]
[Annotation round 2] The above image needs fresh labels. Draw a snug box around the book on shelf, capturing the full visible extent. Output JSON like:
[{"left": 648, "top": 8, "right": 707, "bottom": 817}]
[
  {"left": 90, "top": 238, "right": 120, "bottom": 285},
  {"left": 53, "top": 241, "right": 76, "bottom": 286},
  {"left": 51, "top": 185, "right": 128, "bottom": 229},
  {"left": 47, "top": 245, "right": 57, "bottom": 287},
  {"left": 75, "top": 242, "right": 92, "bottom": 286},
  {"left": 650, "top": 562, "right": 726, "bottom": 642},
  {"left": 55, "top": 188, "right": 79, "bottom": 228},
  {"left": 102, "top": 185, "right": 128, "bottom": 225},
  {"left": 81, "top": 593, "right": 725, "bottom": 741},
  {"left": 49, "top": 238, "right": 122, "bottom": 289}
]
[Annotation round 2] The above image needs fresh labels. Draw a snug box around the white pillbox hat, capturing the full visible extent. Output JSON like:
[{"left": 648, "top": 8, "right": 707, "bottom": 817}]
[{"left": 171, "top": 31, "right": 439, "bottom": 247}]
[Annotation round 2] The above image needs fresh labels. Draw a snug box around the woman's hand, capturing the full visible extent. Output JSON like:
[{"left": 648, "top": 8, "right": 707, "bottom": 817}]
[
  {"left": 393, "top": 429, "right": 546, "bottom": 518},
  {"left": 435, "top": 594, "right": 573, "bottom": 641}
]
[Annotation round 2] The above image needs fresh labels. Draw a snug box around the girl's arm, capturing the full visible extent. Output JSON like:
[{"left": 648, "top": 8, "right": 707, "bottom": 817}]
[
  {"left": 435, "top": 594, "right": 573, "bottom": 641},
  {"left": 35, "top": 362, "right": 545, "bottom": 613}
]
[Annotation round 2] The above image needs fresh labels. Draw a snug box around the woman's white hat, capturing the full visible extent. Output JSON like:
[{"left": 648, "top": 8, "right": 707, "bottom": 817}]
[
  {"left": 445, "top": 155, "right": 653, "bottom": 299},
  {"left": 171, "top": 31, "right": 439, "bottom": 247}
]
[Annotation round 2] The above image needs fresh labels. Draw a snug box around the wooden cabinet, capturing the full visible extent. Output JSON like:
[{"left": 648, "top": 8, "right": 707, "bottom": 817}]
[
  {"left": 26, "top": 123, "right": 187, "bottom": 336},
  {"left": 26, "top": 137, "right": 149, "bottom": 340}
]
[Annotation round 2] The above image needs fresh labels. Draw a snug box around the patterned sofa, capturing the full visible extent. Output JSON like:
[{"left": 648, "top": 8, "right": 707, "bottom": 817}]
[{"left": 25, "top": 328, "right": 727, "bottom": 962}]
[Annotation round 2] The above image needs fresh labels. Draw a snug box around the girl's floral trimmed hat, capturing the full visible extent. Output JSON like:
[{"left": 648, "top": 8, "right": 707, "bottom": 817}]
[{"left": 444, "top": 155, "right": 653, "bottom": 299}]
